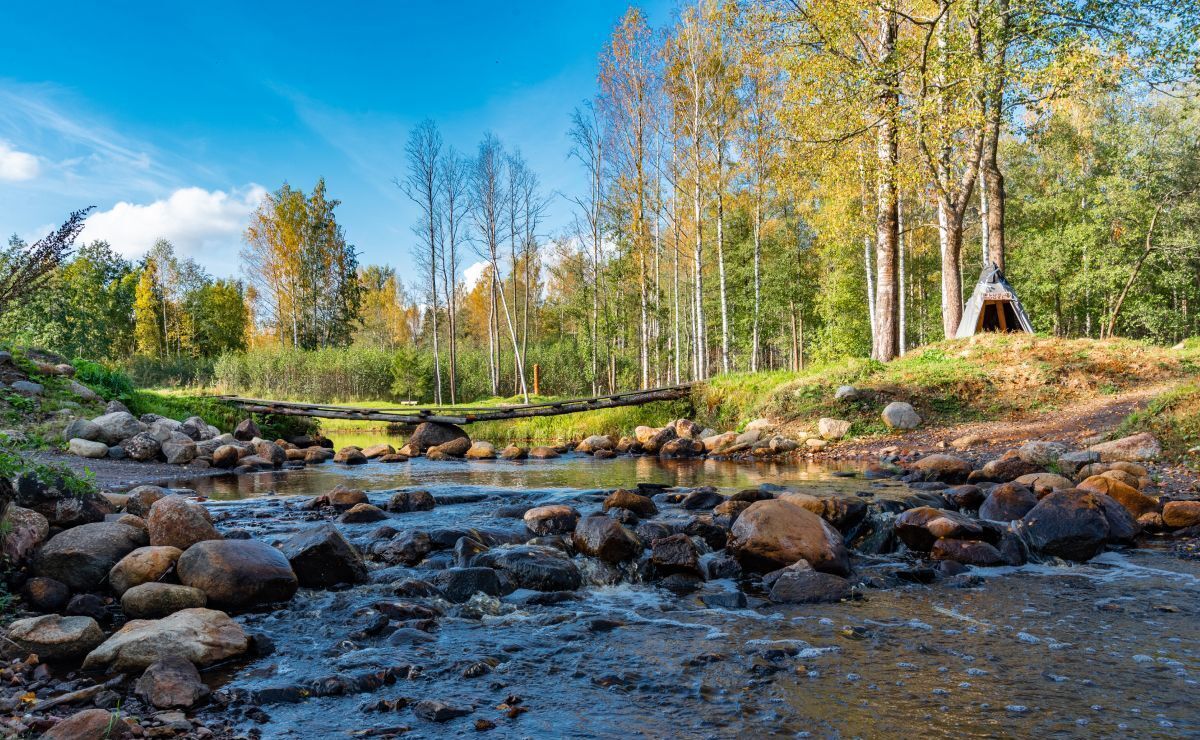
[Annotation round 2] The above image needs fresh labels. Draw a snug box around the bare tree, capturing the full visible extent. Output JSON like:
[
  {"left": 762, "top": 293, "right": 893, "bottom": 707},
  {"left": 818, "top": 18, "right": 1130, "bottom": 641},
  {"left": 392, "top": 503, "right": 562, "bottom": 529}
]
[
  {"left": 439, "top": 147, "right": 470, "bottom": 404},
  {"left": 399, "top": 119, "right": 445, "bottom": 404},
  {"left": 570, "top": 102, "right": 606, "bottom": 395}
]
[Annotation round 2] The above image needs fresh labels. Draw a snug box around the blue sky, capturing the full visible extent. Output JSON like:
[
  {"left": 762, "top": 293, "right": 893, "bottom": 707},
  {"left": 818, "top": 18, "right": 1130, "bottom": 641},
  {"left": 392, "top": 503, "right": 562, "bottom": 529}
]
[{"left": 0, "top": 1, "right": 670, "bottom": 281}]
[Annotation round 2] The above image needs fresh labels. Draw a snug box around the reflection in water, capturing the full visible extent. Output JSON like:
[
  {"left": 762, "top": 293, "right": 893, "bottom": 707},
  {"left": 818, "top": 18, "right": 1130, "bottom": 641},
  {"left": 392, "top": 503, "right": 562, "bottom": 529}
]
[{"left": 182, "top": 449, "right": 1200, "bottom": 737}]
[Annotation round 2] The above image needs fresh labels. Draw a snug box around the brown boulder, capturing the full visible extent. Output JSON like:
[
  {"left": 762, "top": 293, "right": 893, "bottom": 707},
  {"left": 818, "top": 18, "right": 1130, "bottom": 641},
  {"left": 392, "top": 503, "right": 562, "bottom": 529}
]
[
  {"left": 729, "top": 499, "right": 851, "bottom": 575},
  {"left": 768, "top": 560, "right": 854, "bottom": 603},
  {"left": 147, "top": 496, "right": 221, "bottom": 550},
  {"left": 523, "top": 505, "right": 580, "bottom": 536},
  {"left": 978, "top": 483, "right": 1038, "bottom": 522},
  {"left": 500, "top": 445, "right": 528, "bottom": 460},
  {"left": 333, "top": 446, "right": 367, "bottom": 465},
  {"left": 603, "top": 489, "right": 658, "bottom": 517},
  {"left": 894, "top": 507, "right": 987, "bottom": 552},
  {"left": 408, "top": 421, "right": 469, "bottom": 453},
  {"left": 910, "top": 454, "right": 973, "bottom": 483},
  {"left": 327, "top": 485, "right": 369, "bottom": 509},
  {"left": 121, "top": 582, "right": 208, "bottom": 619},
  {"left": 109, "top": 545, "right": 183, "bottom": 596},
  {"left": 41, "top": 708, "right": 133, "bottom": 739},
  {"left": 82, "top": 607, "right": 249, "bottom": 671},
  {"left": 134, "top": 654, "right": 210, "bottom": 709},
  {"left": 212, "top": 445, "right": 241, "bottom": 468},
  {"left": 430, "top": 437, "right": 472, "bottom": 458},
  {"left": 177, "top": 540, "right": 298, "bottom": 607},
  {"left": 930, "top": 538, "right": 1005, "bottom": 566},
  {"left": 361, "top": 443, "right": 396, "bottom": 459},
  {"left": 572, "top": 515, "right": 642, "bottom": 563},
  {"left": 125, "top": 485, "right": 168, "bottom": 517},
  {"left": 338, "top": 503, "right": 388, "bottom": 523},
  {"left": 529, "top": 446, "right": 559, "bottom": 459},
  {"left": 1163, "top": 500, "right": 1200, "bottom": 529},
  {"left": 1078, "top": 475, "right": 1158, "bottom": 517}
]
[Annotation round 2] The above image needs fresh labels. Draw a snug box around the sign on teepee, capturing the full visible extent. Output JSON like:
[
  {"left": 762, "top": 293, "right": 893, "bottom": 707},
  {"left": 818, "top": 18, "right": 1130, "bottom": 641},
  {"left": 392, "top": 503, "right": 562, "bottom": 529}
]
[{"left": 955, "top": 262, "right": 1034, "bottom": 338}]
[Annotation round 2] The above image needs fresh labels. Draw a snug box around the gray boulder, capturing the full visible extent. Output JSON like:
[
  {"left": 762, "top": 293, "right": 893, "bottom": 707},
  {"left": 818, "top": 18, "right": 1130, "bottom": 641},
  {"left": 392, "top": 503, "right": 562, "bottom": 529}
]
[
  {"left": 68, "top": 438, "right": 109, "bottom": 459},
  {"left": 122, "top": 432, "right": 162, "bottom": 461},
  {"left": 92, "top": 411, "right": 145, "bottom": 444},
  {"left": 6, "top": 614, "right": 104, "bottom": 661},
  {"left": 33, "top": 522, "right": 148, "bottom": 590},
  {"left": 64, "top": 418, "right": 102, "bottom": 442},
  {"left": 881, "top": 402, "right": 921, "bottom": 430}
]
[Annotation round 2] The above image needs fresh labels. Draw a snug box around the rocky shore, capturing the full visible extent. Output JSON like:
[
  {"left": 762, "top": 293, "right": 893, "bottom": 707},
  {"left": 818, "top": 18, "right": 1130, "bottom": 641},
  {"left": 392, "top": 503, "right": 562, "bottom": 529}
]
[{"left": 3, "top": 408, "right": 1199, "bottom": 736}]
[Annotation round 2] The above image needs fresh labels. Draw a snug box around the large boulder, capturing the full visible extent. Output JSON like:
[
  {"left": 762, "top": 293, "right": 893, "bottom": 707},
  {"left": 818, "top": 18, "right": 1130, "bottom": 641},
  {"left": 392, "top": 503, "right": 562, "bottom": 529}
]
[
  {"left": 41, "top": 709, "right": 133, "bottom": 740},
  {"left": 881, "top": 402, "right": 921, "bottom": 430},
  {"left": 474, "top": 545, "right": 582, "bottom": 591},
  {"left": 361, "top": 443, "right": 396, "bottom": 459},
  {"left": 32, "top": 522, "right": 147, "bottom": 591},
  {"left": 817, "top": 418, "right": 852, "bottom": 440},
  {"left": 728, "top": 499, "right": 851, "bottom": 575},
  {"left": 255, "top": 439, "right": 286, "bottom": 467},
  {"left": 6, "top": 614, "right": 104, "bottom": 661},
  {"left": 1088, "top": 432, "right": 1161, "bottom": 462},
  {"left": 177, "top": 539, "right": 298, "bottom": 607},
  {"left": 13, "top": 472, "right": 114, "bottom": 528},
  {"left": 92, "top": 411, "right": 145, "bottom": 444},
  {"left": 162, "top": 436, "right": 198, "bottom": 465},
  {"left": 277, "top": 524, "right": 368, "bottom": 588},
  {"left": 603, "top": 489, "right": 658, "bottom": 517},
  {"left": 911, "top": 454, "right": 973, "bottom": 483},
  {"left": 1014, "top": 472, "right": 1075, "bottom": 498},
  {"left": 82, "top": 608, "right": 249, "bottom": 671},
  {"left": 523, "top": 505, "right": 580, "bottom": 536},
  {"left": 1162, "top": 500, "right": 1200, "bottom": 529},
  {"left": 121, "top": 432, "right": 162, "bottom": 462},
  {"left": 430, "top": 436, "right": 472, "bottom": 458},
  {"left": 339, "top": 503, "right": 388, "bottom": 523},
  {"left": 147, "top": 496, "right": 222, "bottom": 550},
  {"left": 64, "top": 418, "right": 103, "bottom": 442},
  {"left": 333, "top": 446, "right": 367, "bottom": 465},
  {"left": 125, "top": 485, "right": 168, "bottom": 517},
  {"left": 572, "top": 515, "right": 642, "bottom": 563},
  {"left": 978, "top": 482, "right": 1038, "bottom": 522},
  {"left": 68, "top": 438, "right": 109, "bottom": 459},
  {"left": 212, "top": 445, "right": 241, "bottom": 468},
  {"left": 1078, "top": 475, "right": 1158, "bottom": 517},
  {"left": 930, "top": 538, "right": 1006, "bottom": 567},
  {"left": 233, "top": 418, "right": 260, "bottom": 441},
  {"left": 779, "top": 493, "right": 867, "bottom": 531},
  {"left": 465, "top": 441, "right": 497, "bottom": 459},
  {"left": 109, "top": 545, "right": 183, "bottom": 595},
  {"left": 894, "top": 507, "right": 987, "bottom": 552},
  {"left": 576, "top": 435, "right": 615, "bottom": 454},
  {"left": 179, "top": 416, "right": 213, "bottom": 441},
  {"left": 408, "top": 421, "right": 469, "bottom": 454},
  {"left": 135, "top": 654, "right": 210, "bottom": 709},
  {"left": 972, "top": 453, "right": 1043, "bottom": 482},
  {"left": 649, "top": 533, "right": 701, "bottom": 577},
  {"left": 768, "top": 560, "right": 854, "bottom": 604},
  {"left": 121, "top": 582, "right": 208, "bottom": 619},
  {"left": 430, "top": 567, "right": 502, "bottom": 603},
  {"left": 1, "top": 505, "right": 48, "bottom": 565},
  {"left": 1018, "top": 489, "right": 1133, "bottom": 561},
  {"left": 1017, "top": 441, "right": 1068, "bottom": 467}
]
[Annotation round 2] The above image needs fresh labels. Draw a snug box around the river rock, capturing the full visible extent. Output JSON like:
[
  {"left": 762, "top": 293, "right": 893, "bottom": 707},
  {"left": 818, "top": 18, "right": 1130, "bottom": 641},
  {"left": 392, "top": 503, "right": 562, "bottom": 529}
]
[
  {"left": 64, "top": 418, "right": 102, "bottom": 442},
  {"left": 212, "top": 445, "right": 241, "bottom": 468},
  {"left": 603, "top": 489, "right": 658, "bottom": 517},
  {"left": 177, "top": 540, "right": 298, "bottom": 607},
  {"left": 703, "top": 432, "right": 738, "bottom": 453},
  {"left": 642, "top": 426, "right": 677, "bottom": 454},
  {"left": 1014, "top": 472, "right": 1075, "bottom": 497},
  {"left": 1163, "top": 500, "right": 1200, "bottom": 529},
  {"left": 83, "top": 607, "right": 249, "bottom": 671},
  {"left": 1018, "top": 490, "right": 1125, "bottom": 561},
  {"left": 22, "top": 577, "right": 69, "bottom": 612},
  {"left": 120, "top": 432, "right": 161, "bottom": 462},
  {"left": 780, "top": 493, "right": 867, "bottom": 531},
  {"left": 233, "top": 418, "right": 260, "bottom": 441},
  {"left": 305, "top": 446, "right": 334, "bottom": 464},
  {"left": 523, "top": 505, "right": 580, "bottom": 536},
  {"left": 818, "top": 418, "right": 852, "bottom": 440},
  {"left": 386, "top": 489, "right": 435, "bottom": 513},
  {"left": 109, "top": 545, "right": 183, "bottom": 595},
  {"left": 1, "top": 505, "right": 48, "bottom": 565},
  {"left": 122, "top": 582, "right": 208, "bottom": 618},
  {"left": 277, "top": 524, "right": 367, "bottom": 587},
  {"left": 576, "top": 435, "right": 615, "bottom": 454},
  {"left": 1088, "top": 432, "right": 1161, "bottom": 462},
  {"left": 465, "top": 441, "right": 497, "bottom": 459},
  {"left": 474, "top": 545, "right": 582, "bottom": 591},
  {"left": 1099, "top": 469, "right": 1142, "bottom": 489},
  {"left": 334, "top": 446, "right": 367, "bottom": 465},
  {"left": 33, "top": 521, "right": 147, "bottom": 590},
  {"left": 674, "top": 419, "right": 703, "bottom": 440},
  {"left": 430, "top": 436, "right": 472, "bottom": 458},
  {"left": 360, "top": 443, "right": 395, "bottom": 459},
  {"left": 573, "top": 515, "right": 641, "bottom": 563},
  {"left": 911, "top": 454, "right": 973, "bottom": 483},
  {"left": 945, "top": 485, "right": 985, "bottom": 509},
  {"left": 660, "top": 437, "right": 704, "bottom": 457},
  {"left": 971, "top": 453, "right": 1043, "bottom": 482},
  {"left": 930, "top": 538, "right": 1005, "bottom": 566},
  {"left": 1017, "top": 441, "right": 1068, "bottom": 467},
  {"left": 147, "top": 496, "right": 221, "bottom": 550},
  {"left": 1078, "top": 475, "right": 1158, "bottom": 517},
  {"left": 339, "top": 503, "right": 388, "bottom": 523},
  {"left": 162, "top": 436, "right": 197, "bottom": 464},
  {"left": 834, "top": 384, "right": 860, "bottom": 401},
  {"left": 729, "top": 498, "right": 851, "bottom": 575},
  {"left": 882, "top": 401, "right": 921, "bottom": 430},
  {"left": 650, "top": 533, "right": 701, "bottom": 576},
  {"left": 6, "top": 614, "right": 104, "bottom": 661},
  {"left": 500, "top": 444, "right": 528, "bottom": 460},
  {"left": 768, "top": 560, "right": 854, "bottom": 603},
  {"left": 529, "top": 446, "right": 559, "bottom": 459},
  {"left": 41, "top": 708, "right": 133, "bottom": 740},
  {"left": 408, "top": 421, "right": 469, "bottom": 453},
  {"left": 179, "top": 416, "right": 212, "bottom": 441},
  {"left": 894, "top": 507, "right": 986, "bottom": 552},
  {"left": 135, "top": 654, "right": 210, "bottom": 709},
  {"left": 979, "top": 482, "right": 1038, "bottom": 522},
  {"left": 431, "top": 567, "right": 502, "bottom": 602},
  {"left": 378, "top": 530, "right": 433, "bottom": 565},
  {"left": 125, "top": 485, "right": 168, "bottom": 517},
  {"left": 68, "top": 437, "right": 109, "bottom": 459},
  {"left": 93, "top": 411, "right": 145, "bottom": 444}
]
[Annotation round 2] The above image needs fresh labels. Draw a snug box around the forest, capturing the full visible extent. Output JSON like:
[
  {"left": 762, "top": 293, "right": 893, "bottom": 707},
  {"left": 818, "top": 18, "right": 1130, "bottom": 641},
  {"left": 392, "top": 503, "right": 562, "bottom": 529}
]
[{"left": 2, "top": 0, "right": 1198, "bottom": 404}]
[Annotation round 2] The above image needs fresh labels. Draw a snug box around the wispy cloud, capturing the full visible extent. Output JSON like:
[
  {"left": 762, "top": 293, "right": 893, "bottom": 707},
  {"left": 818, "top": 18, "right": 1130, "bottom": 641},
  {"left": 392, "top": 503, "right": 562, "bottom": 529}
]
[{"left": 0, "top": 140, "right": 39, "bottom": 181}]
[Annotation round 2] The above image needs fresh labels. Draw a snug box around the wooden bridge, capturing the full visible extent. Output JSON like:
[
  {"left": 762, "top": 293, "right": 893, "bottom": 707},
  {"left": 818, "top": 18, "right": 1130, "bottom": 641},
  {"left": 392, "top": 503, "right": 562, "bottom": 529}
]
[{"left": 215, "top": 384, "right": 693, "bottom": 425}]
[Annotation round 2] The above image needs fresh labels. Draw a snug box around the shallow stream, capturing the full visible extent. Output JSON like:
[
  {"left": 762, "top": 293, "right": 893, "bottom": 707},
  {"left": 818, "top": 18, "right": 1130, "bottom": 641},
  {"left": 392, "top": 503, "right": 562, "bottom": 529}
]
[{"left": 183, "top": 452, "right": 1199, "bottom": 738}]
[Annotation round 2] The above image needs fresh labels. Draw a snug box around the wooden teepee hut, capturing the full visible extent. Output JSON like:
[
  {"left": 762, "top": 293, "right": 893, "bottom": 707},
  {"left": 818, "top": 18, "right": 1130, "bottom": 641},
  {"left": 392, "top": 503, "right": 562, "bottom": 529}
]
[{"left": 955, "top": 262, "right": 1034, "bottom": 338}]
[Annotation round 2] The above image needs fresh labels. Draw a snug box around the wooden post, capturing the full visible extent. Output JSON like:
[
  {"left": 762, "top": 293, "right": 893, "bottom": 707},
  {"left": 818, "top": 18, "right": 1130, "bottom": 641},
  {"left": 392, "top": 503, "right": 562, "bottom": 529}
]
[{"left": 533, "top": 363, "right": 541, "bottom": 396}]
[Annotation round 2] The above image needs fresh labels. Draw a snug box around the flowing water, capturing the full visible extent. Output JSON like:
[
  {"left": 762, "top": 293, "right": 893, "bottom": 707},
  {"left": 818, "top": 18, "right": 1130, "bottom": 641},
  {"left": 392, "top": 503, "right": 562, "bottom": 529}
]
[{"left": 182, "top": 451, "right": 1200, "bottom": 738}]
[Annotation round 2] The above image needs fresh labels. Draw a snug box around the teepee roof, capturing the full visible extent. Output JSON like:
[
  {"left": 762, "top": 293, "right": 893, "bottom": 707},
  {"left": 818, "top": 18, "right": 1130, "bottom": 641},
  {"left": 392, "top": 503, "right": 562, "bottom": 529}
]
[{"left": 955, "top": 262, "right": 1034, "bottom": 338}]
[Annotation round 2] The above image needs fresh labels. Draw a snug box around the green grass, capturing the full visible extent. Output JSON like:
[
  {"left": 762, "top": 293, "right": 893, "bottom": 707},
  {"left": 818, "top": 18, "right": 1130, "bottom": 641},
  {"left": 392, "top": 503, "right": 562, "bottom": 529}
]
[{"left": 1117, "top": 382, "right": 1200, "bottom": 466}]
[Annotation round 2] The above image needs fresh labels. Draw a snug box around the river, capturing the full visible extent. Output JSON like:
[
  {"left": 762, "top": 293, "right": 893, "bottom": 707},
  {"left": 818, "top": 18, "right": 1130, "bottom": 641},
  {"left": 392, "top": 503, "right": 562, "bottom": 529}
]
[{"left": 179, "top": 447, "right": 1199, "bottom": 738}]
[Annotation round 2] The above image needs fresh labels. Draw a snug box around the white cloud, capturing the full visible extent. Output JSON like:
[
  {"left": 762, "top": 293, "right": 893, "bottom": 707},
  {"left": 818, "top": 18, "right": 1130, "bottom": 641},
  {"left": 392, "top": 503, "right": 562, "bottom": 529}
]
[
  {"left": 462, "top": 260, "right": 489, "bottom": 291},
  {"left": 81, "top": 185, "right": 266, "bottom": 271},
  {"left": 0, "top": 141, "right": 39, "bottom": 181}
]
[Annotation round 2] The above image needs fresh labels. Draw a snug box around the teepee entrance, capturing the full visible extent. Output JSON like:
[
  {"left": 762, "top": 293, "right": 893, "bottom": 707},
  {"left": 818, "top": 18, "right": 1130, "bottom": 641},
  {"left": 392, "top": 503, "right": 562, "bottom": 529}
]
[{"left": 956, "top": 263, "right": 1034, "bottom": 338}]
